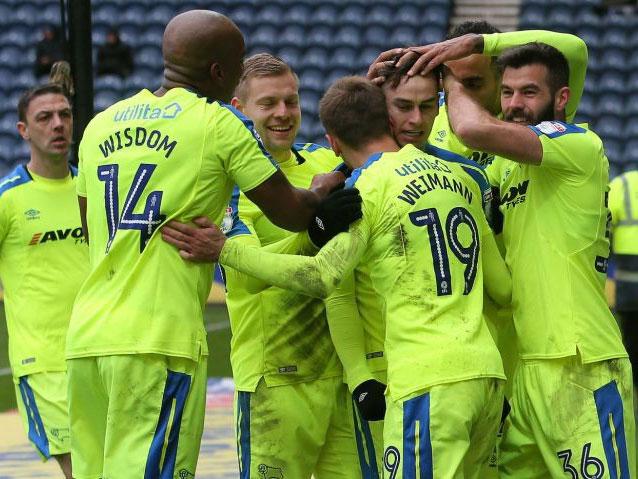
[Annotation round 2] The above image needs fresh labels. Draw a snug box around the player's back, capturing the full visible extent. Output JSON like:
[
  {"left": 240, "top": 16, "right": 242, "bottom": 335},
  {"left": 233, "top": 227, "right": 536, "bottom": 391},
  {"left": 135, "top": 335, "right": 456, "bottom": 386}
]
[
  {"left": 68, "top": 88, "right": 277, "bottom": 361},
  {"left": 347, "top": 144, "right": 505, "bottom": 401}
]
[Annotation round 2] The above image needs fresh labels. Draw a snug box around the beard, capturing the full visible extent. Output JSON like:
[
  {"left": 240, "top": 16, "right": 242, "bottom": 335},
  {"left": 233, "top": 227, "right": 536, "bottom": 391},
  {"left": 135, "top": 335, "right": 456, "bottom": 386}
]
[{"left": 504, "top": 99, "right": 555, "bottom": 126}]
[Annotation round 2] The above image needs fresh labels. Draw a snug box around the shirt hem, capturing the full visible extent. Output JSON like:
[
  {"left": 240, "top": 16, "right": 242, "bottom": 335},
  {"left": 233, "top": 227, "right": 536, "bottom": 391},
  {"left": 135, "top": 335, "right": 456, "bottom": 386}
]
[{"left": 389, "top": 371, "right": 506, "bottom": 402}]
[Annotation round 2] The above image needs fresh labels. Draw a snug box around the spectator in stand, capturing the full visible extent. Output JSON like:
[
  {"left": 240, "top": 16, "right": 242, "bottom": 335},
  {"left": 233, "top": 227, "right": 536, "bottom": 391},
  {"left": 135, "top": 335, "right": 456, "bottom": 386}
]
[
  {"left": 34, "top": 26, "right": 65, "bottom": 78},
  {"left": 96, "top": 28, "right": 133, "bottom": 78}
]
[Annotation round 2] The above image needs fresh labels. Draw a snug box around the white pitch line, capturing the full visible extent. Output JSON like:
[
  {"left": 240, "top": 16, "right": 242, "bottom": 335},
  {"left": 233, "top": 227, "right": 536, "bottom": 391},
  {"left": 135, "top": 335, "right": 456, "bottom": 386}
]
[{"left": 206, "top": 321, "right": 231, "bottom": 332}]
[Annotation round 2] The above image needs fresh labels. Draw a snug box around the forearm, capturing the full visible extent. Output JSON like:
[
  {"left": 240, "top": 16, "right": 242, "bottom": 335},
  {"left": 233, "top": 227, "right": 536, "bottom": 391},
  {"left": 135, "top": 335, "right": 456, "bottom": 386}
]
[
  {"left": 220, "top": 231, "right": 365, "bottom": 299},
  {"left": 482, "top": 231, "right": 512, "bottom": 306},
  {"left": 325, "top": 275, "right": 373, "bottom": 392},
  {"left": 229, "top": 232, "right": 319, "bottom": 294},
  {"left": 448, "top": 85, "right": 542, "bottom": 165}
]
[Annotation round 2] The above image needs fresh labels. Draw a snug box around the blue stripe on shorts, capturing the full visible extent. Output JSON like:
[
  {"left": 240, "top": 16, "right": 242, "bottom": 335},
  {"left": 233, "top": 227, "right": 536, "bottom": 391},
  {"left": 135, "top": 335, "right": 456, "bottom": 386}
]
[
  {"left": 237, "top": 391, "right": 251, "bottom": 479},
  {"left": 352, "top": 398, "right": 380, "bottom": 479},
  {"left": 144, "top": 370, "right": 191, "bottom": 479},
  {"left": 18, "top": 376, "right": 50, "bottom": 458},
  {"left": 403, "top": 392, "right": 433, "bottom": 479},
  {"left": 594, "top": 380, "right": 630, "bottom": 479}
]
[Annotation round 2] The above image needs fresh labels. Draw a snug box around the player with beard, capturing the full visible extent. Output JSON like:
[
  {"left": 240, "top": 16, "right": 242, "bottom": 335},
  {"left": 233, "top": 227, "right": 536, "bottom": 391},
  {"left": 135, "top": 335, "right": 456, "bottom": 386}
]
[{"left": 442, "top": 42, "right": 634, "bottom": 478}]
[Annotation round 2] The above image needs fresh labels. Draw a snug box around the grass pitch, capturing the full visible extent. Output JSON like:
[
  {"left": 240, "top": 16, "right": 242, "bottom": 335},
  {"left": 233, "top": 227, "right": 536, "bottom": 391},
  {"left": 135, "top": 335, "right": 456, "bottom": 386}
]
[{"left": 0, "top": 303, "right": 233, "bottom": 411}]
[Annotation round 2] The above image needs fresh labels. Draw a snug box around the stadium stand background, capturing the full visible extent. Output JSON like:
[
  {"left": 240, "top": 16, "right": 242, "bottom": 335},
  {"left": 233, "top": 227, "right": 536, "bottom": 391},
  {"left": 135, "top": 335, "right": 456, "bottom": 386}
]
[
  {"left": 520, "top": 0, "right": 638, "bottom": 178},
  {"left": 0, "top": 0, "right": 634, "bottom": 178},
  {"left": 0, "top": 0, "right": 451, "bottom": 174}
]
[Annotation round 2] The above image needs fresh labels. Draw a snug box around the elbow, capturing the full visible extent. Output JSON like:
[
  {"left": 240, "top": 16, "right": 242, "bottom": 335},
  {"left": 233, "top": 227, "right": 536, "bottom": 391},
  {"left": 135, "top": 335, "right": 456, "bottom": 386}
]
[{"left": 454, "top": 120, "right": 486, "bottom": 150}]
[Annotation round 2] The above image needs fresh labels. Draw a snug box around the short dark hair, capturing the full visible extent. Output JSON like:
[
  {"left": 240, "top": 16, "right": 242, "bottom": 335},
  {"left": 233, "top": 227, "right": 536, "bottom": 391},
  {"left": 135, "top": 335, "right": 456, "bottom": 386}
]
[
  {"left": 378, "top": 53, "right": 441, "bottom": 89},
  {"left": 319, "top": 76, "right": 391, "bottom": 149},
  {"left": 447, "top": 20, "right": 501, "bottom": 39},
  {"left": 234, "top": 53, "right": 298, "bottom": 101},
  {"left": 18, "top": 85, "right": 70, "bottom": 123},
  {"left": 18, "top": 61, "right": 73, "bottom": 122},
  {"left": 497, "top": 42, "right": 569, "bottom": 94}
]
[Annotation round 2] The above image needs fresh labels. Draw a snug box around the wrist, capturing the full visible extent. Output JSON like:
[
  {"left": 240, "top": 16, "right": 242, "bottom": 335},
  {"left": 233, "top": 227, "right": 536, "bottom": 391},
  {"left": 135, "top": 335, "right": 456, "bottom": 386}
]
[{"left": 470, "top": 34, "right": 484, "bottom": 54}]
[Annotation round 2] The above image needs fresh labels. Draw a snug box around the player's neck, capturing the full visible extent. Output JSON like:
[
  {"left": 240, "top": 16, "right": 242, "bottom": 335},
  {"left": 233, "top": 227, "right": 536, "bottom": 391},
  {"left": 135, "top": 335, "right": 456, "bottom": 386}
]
[
  {"left": 27, "top": 153, "right": 69, "bottom": 179},
  {"left": 346, "top": 136, "right": 399, "bottom": 169}
]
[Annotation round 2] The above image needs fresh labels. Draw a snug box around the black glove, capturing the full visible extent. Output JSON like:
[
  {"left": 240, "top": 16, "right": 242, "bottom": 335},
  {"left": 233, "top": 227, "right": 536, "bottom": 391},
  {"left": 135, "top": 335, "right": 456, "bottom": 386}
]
[
  {"left": 353, "top": 379, "right": 386, "bottom": 421},
  {"left": 308, "top": 187, "right": 362, "bottom": 248}
]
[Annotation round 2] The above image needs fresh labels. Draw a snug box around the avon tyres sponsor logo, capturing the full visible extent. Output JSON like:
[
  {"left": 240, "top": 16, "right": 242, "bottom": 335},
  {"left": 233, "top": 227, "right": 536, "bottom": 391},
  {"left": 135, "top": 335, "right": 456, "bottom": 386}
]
[
  {"left": 29, "top": 227, "right": 85, "bottom": 245},
  {"left": 500, "top": 180, "right": 529, "bottom": 209}
]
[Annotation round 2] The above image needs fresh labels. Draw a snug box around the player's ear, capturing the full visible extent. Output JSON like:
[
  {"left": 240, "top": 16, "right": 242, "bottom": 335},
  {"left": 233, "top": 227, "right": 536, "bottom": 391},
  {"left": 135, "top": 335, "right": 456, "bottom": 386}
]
[
  {"left": 554, "top": 86, "right": 569, "bottom": 113},
  {"left": 230, "top": 96, "right": 243, "bottom": 111},
  {"left": 16, "top": 121, "right": 29, "bottom": 141},
  {"left": 325, "top": 133, "right": 340, "bottom": 156},
  {"left": 210, "top": 63, "right": 223, "bottom": 83}
]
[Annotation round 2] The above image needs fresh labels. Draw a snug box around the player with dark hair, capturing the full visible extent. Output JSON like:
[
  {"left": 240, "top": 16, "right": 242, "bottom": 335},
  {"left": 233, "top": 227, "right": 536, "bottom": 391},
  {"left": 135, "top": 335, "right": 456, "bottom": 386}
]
[
  {"left": 1, "top": 63, "right": 86, "bottom": 479},
  {"left": 65, "top": 11, "right": 358, "bottom": 478},
  {"left": 444, "top": 41, "right": 635, "bottom": 477},
  {"left": 194, "top": 52, "right": 363, "bottom": 478},
  {"left": 369, "top": 21, "right": 588, "bottom": 168},
  {"left": 201, "top": 75, "right": 511, "bottom": 478}
]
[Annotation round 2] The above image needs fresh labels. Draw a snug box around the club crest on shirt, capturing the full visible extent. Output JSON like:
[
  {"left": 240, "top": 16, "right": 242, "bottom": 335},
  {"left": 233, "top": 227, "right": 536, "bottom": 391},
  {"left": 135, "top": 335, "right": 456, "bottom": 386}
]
[{"left": 221, "top": 206, "right": 233, "bottom": 234}]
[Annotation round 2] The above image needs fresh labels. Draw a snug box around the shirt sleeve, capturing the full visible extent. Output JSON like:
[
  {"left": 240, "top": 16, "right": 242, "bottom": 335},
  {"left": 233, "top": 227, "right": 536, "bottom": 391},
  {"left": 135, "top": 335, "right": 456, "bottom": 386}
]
[
  {"left": 220, "top": 218, "right": 371, "bottom": 299},
  {"left": 608, "top": 176, "right": 624, "bottom": 227},
  {"left": 324, "top": 273, "right": 373, "bottom": 392},
  {"left": 528, "top": 122, "right": 596, "bottom": 178},
  {"left": 482, "top": 30, "right": 587, "bottom": 122},
  {"left": 76, "top": 138, "right": 87, "bottom": 197},
  {"left": 481, "top": 219, "right": 512, "bottom": 307},
  {"left": 0, "top": 197, "right": 11, "bottom": 246},
  {"left": 216, "top": 104, "right": 279, "bottom": 193}
]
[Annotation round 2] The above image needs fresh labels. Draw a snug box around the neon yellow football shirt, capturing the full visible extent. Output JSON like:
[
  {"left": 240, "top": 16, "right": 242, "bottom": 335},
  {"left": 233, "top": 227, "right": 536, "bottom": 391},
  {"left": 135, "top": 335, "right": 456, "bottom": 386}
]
[
  {"left": 429, "top": 30, "right": 588, "bottom": 165},
  {"left": 224, "top": 143, "right": 344, "bottom": 391},
  {"left": 221, "top": 144, "right": 510, "bottom": 401},
  {"left": 488, "top": 121, "right": 626, "bottom": 361},
  {"left": 609, "top": 171, "right": 638, "bottom": 255},
  {"left": 69, "top": 88, "right": 278, "bottom": 361},
  {"left": 0, "top": 165, "right": 88, "bottom": 377}
]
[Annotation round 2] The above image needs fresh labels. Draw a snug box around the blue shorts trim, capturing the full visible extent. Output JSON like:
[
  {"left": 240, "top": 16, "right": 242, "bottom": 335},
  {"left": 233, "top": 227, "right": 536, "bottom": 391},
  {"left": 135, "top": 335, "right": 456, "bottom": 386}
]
[
  {"left": 352, "top": 398, "right": 380, "bottom": 479},
  {"left": 594, "top": 380, "right": 630, "bottom": 479},
  {"left": 237, "top": 391, "right": 251, "bottom": 479},
  {"left": 144, "top": 370, "right": 191, "bottom": 479},
  {"left": 18, "top": 376, "right": 50, "bottom": 458},
  {"left": 403, "top": 392, "right": 433, "bottom": 479}
]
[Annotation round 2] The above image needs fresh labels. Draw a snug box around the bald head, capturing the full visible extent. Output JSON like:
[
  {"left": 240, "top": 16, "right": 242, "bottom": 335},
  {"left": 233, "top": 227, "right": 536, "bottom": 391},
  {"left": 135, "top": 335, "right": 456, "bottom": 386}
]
[{"left": 161, "top": 10, "right": 245, "bottom": 102}]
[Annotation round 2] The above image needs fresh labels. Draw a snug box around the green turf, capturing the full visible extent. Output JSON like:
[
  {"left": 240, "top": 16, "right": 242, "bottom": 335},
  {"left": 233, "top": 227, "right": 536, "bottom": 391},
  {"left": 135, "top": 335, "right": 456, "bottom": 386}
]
[{"left": 0, "top": 302, "right": 232, "bottom": 412}]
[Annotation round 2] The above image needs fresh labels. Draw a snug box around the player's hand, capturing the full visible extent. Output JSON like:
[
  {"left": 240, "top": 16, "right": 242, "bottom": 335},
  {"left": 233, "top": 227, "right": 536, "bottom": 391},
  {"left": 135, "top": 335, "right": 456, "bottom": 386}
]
[
  {"left": 402, "top": 34, "right": 484, "bottom": 77},
  {"left": 309, "top": 171, "right": 346, "bottom": 199},
  {"left": 367, "top": 47, "right": 407, "bottom": 84},
  {"left": 161, "top": 217, "right": 226, "bottom": 263},
  {"left": 308, "top": 187, "right": 362, "bottom": 248},
  {"left": 353, "top": 379, "right": 386, "bottom": 421}
]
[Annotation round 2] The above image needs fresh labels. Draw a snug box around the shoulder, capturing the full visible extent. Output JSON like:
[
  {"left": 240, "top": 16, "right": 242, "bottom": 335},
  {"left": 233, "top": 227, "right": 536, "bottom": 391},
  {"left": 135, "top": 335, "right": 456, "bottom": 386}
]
[
  {"left": 344, "top": 152, "right": 385, "bottom": 189},
  {"left": 293, "top": 143, "right": 340, "bottom": 169},
  {"left": 528, "top": 121, "right": 592, "bottom": 142},
  {"left": 0, "top": 164, "right": 32, "bottom": 200},
  {"left": 424, "top": 143, "right": 490, "bottom": 193}
]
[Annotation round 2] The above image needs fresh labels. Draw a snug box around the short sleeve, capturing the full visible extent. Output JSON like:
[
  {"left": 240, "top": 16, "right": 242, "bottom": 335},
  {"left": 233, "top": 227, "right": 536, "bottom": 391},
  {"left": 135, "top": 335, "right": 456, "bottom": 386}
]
[
  {"left": 76, "top": 139, "right": 87, "bottom": 197},
  {"left": 215, "top": 104, "right": 278, "bottom": 193},
  {"left": 608, "top": 176, "right": 624, "bottom": 226},
  {"left": 528, "top": 122, "right": 596, "bottom": 177}
]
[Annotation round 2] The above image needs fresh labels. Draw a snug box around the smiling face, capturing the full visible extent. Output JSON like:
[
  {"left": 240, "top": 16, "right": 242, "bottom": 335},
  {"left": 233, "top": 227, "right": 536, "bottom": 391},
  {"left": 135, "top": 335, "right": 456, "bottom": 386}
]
[
  {"left": 17, "top": 93, "right": 72, "bottom": 161},
  {"left": 383, "top": 74, "right": 439, "bottom": 147},
  {"left": 501, "top": 64, "right": 556, "bottom": 125},
  {"left": 236, "top": 72, "right": 300, "bottom": 160}
]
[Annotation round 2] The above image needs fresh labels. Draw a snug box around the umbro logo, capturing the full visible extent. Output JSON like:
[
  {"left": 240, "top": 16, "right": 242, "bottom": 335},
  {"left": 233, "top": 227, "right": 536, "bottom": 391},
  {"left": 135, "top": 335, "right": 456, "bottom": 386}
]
[{"left": 24, "top": 208, "right": 40, "bottom": 220}]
